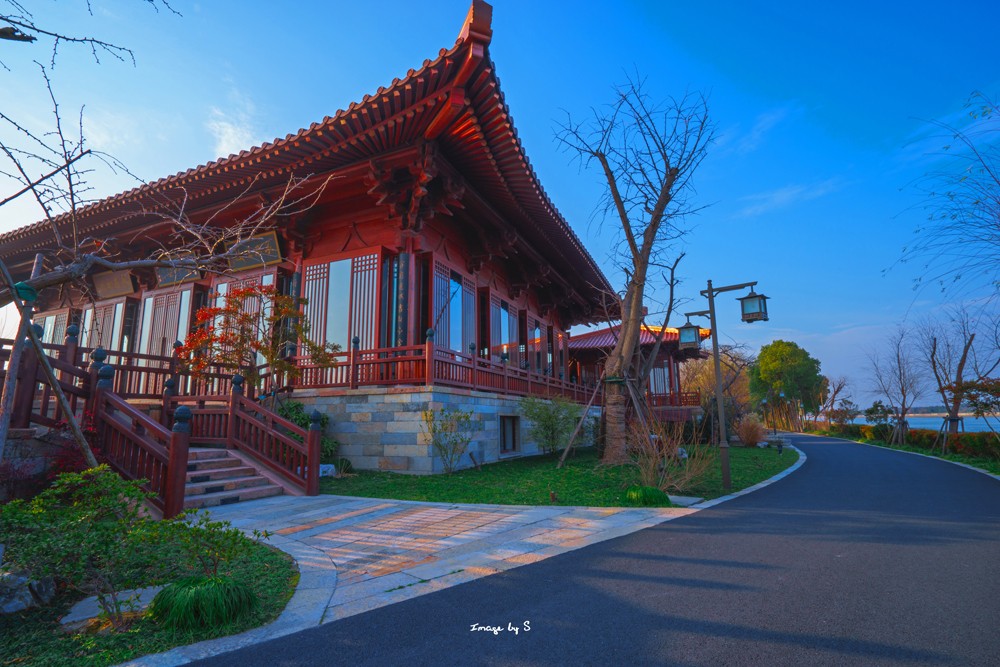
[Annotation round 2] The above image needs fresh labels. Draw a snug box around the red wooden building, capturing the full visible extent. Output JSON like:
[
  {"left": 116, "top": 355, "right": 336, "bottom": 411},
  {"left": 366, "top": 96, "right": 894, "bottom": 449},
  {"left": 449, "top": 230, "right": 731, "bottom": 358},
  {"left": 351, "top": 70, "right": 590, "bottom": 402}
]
[{"left": 0, "top": 1, "right": 698, "bottom": 477}]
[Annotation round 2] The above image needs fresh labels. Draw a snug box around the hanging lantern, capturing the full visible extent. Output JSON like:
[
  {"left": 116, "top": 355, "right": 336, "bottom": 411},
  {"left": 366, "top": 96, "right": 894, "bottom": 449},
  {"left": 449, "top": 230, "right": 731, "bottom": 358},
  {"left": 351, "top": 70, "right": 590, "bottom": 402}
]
[
  {"left": 738, "top": 288, "right": 769, "bottom": 322},
  {"left": 678, "top": 319, "right": 701, "bottom": 350}
]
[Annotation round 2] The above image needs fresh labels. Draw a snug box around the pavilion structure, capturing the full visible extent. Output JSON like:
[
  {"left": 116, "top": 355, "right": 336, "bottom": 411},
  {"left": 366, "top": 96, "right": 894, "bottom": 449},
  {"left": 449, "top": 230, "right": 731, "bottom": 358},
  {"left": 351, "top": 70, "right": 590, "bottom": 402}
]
[
  {"left": 0, "top": 1, "right": 700, "bottom": 476},
  {"left": 568, "top": 324, "right": 706, "bottom": 423}
]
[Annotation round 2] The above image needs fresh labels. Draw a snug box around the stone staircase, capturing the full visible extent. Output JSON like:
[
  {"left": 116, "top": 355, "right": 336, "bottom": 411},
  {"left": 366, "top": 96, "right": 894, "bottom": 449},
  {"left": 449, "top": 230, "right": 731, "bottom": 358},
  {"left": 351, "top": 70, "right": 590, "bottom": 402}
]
[{"left": 184, "top": 448, "right": 283, "bottom": 509}]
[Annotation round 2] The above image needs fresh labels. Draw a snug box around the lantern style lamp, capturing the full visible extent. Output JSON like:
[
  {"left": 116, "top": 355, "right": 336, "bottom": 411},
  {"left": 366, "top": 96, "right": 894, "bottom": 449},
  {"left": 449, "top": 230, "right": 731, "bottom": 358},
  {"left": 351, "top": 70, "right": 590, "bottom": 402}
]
[
  {"left": 678, "top": 318, "right": 702, "bottom": 350},
  {"left": 738, "top": 288, "right": 769, "bottom": 323}
]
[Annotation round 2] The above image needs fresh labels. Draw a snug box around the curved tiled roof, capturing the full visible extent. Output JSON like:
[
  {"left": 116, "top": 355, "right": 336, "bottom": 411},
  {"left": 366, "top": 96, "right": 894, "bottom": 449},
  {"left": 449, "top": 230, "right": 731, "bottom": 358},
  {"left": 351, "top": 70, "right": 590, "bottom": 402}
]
[
  {"left": 568, "top": 324, "right": 710, "bottom": 350},
  {"left": 0, "top": 0, "right": 612, "bottom": 316}
]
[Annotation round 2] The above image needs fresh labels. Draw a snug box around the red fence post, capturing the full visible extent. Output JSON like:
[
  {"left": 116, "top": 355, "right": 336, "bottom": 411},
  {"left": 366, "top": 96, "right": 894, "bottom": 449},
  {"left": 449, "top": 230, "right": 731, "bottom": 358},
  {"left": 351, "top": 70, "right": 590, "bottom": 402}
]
[
  {"left": 424, "top": 329, "right": 435, "bottom": 387},
  {"left": 501, "top": 351, "right": 509, "bottom": 395},
  {"left": 97, "top": 365, "right": 115, "bottom": 415},
  {"left": 306, "top": 409, "right": 322, "bottom": 495},
  {"left": 227, "top": 373, "right": 244, "bottom": 450},
  {"left": 350, "top": 336, "right": 360, "bottom": 390},
  {"left": 169, "top": 340, "right": 182, "bottom": 396},
  {"left": 468, "top": 343, "right": 477, "bottom": 390},
  {"left": 85, "top": 348, "right": 108, "bottom": 419},
  {"left": 10, "top": 325, "right": 42, "bottom": 428},
  {"left": 56, "top": 324, "right": 80, "bottom": 421},
  {"left": 63, "top": 324, "right": 79, "bottom": 368},
  {"left": 161, "top": 377, "right": 176, "bottom": 429},
  {"left": 164, "top": 405, "right": 191, "bottom": 519}
]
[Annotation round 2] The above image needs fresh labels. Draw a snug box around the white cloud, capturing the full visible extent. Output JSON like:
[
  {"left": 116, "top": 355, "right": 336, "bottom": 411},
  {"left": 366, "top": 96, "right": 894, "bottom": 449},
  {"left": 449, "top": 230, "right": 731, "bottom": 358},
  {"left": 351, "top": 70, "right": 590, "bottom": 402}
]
[
  {"left": 84, "top": 109, "right": 139, "bottom": 153},
  {"left": 735, "top": 108, "right": 788, "bottom": 155},
  {"left": 735, "top": 177, "right": 843, "bottom": 218},
  {"left": 716, "top": 107, "right": 794, "bottom": 156},
  {"left": 206, "top": 89, "right": 259, "bottom": 159}
]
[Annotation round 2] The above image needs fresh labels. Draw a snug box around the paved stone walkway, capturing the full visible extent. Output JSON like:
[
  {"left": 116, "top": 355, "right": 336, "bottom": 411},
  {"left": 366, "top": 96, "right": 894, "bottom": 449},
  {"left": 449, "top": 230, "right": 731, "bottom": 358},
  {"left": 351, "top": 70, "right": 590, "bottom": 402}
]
[
  {"left": 208, "top": 495, "right": 696, "bottom": 623},
  {"left": 122, "top": 449, "right": 806, "bottom": 666}
]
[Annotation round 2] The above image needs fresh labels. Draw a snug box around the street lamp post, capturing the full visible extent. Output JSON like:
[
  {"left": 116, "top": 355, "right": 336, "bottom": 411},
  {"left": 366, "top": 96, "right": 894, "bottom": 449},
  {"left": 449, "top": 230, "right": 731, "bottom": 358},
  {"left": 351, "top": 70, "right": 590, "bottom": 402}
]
[{"left": 683, "top": 279, "right": 769, "bottom": 491}]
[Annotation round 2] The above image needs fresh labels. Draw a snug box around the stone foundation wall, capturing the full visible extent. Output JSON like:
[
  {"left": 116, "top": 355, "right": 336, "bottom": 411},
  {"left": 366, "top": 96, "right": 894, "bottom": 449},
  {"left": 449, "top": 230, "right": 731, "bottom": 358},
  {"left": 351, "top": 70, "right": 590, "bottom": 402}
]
[{"left": 292, "top": 386, "right": 600, "bottom": 474}]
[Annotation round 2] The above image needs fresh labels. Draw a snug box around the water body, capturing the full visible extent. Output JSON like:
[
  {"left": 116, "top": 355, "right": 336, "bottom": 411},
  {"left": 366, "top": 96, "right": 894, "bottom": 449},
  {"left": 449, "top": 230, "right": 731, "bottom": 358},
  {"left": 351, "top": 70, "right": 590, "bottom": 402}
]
[{"left": 851, "top": 416, "right": 995, "bottom": 433}]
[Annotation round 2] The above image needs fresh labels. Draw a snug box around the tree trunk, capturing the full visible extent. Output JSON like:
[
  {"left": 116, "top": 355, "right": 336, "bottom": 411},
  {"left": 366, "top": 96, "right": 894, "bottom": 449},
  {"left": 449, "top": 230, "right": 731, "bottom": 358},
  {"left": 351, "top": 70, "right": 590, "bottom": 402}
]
[{"left": 602, "top": 382, "right": 629, "bottom": 464}]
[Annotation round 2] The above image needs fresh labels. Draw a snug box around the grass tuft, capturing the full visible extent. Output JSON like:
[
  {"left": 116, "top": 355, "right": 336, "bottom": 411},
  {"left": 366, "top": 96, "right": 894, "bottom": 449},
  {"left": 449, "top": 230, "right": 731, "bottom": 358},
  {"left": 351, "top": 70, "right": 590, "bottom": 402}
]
[
  {"left": 150, "top": 575, "right": 258, "bottom": 629},
  {"left": 625, "top": 485, "right": 671, "bottom": 506}
]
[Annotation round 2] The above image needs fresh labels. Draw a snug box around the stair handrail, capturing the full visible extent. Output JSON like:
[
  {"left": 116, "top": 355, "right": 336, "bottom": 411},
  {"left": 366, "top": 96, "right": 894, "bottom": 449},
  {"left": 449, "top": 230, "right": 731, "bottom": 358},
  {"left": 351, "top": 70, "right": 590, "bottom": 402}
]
[
  {"left": 93, "top": 365, "right": 190, "bottom": 518},
  {"left": 225, "top": 374, "right": 321, "bottom": 494}
]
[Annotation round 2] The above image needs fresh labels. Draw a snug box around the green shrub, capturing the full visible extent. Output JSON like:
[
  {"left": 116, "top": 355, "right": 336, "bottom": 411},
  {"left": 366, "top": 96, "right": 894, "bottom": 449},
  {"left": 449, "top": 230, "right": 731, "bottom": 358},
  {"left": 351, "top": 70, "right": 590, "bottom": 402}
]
[
  {"left": 907, "top": 429, "right": 936, "bottom": 450},
  {"left": 150, "top": 575, "right": 258, "bottom": 629},
  {"left": 423, "top": 407, "right": 476, "bottom": 473},
  {"left": 593, "top": 416, "right": 606, "bottom": 458},
  {"left": 0, "top": 466, "right": 172, "bottom": 629},
  {"left": 165, "top": 511, "right": 269, "bottom": 577},
  {"left": 521, "top": 395, "right": 582, "bottom": 454},
  {"left": 950, "top": 431, "right": 1000, "bottom": 459},
  {"left": 624, "top": 485, "right": 671, "bottom": 507},
  {"left": 276, "top": 399, "right": 339, "bottom": 463},
  {"left": 836, "top": 424, "right": 861, "bottom": 439},
  {"left": 277, "top": 399, "right": 327, "bottom": 429}
]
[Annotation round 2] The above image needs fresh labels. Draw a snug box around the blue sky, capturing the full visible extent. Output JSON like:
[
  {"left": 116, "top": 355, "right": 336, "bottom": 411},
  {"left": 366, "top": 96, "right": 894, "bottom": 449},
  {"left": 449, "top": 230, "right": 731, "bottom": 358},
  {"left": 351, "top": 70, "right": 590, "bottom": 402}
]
[{"left": 1, "top": 0, "right": 997, "bottom": 403}]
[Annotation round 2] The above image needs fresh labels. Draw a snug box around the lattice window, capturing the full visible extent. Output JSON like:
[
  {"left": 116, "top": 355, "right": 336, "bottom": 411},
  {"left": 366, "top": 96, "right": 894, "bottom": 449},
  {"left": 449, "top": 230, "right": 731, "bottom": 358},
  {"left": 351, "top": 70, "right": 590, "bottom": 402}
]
[
  {"left": 351, "top": 253, "right": 379, "bottom": 350},
  {"left": 490, "top": 295, "right": 502, "bottom": 361},
  {"left": 303, "top": 253, "right": 379, "bottom": 353},
  {"left": 432, "top": 261, "right": 474, "bottom": 354},
  {"left": 91, "top": 304, "right": 117, "bottom": 349},
  {"left": 146, "top": 292, "right": 181, "bottom": 357}
]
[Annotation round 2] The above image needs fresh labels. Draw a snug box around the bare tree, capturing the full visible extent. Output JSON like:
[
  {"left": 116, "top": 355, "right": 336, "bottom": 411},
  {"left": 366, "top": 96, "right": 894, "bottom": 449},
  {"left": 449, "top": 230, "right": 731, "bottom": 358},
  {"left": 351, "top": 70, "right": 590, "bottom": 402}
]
[
  {"left": 918, "top": 307, "right": 1000, "bottom": 443},
  {"left": 0, "top": 2, "right": 331, "bottom": 463},
  {"left": 1, "top": 1, "right": 177, "bottom": 68},
  {"left": 818, "top": 375, "right": 849, "bottom": 427},
  {"left": 868, "top": 327, "right": 926, "bottom": 445},
  {"left": 557, "top": 78, "right": 713, "bottom": 463},
  {"left": 899, "top": 91, "right": 999, "bottom": 297},
  {"left": 681, "top": 344, "right": 754, "bottom": 424}
]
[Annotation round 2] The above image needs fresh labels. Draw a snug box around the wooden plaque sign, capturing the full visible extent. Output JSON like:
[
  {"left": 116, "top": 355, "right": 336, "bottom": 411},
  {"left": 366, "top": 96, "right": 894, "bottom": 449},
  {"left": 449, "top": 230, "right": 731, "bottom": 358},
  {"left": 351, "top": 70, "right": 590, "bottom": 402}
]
[
  {"left": 156, "top": 262, "right": 200, "bottom": 288},
  {"left": 92, "top": 271, "right": 135, "bottom": 299},
  {"left": 227, "top": 231, "right": 282, "bottom": 271}
]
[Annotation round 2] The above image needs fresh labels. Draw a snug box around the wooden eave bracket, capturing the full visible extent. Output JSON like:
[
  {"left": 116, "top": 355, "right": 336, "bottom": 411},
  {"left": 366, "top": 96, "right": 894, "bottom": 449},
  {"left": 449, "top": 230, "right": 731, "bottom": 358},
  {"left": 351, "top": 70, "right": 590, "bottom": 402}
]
[
  {"left": 424, "top": 87, "right": 467, "bottom": 141},
  {"left": 457, "top": 1, "right": 493, "bottom": 46}
]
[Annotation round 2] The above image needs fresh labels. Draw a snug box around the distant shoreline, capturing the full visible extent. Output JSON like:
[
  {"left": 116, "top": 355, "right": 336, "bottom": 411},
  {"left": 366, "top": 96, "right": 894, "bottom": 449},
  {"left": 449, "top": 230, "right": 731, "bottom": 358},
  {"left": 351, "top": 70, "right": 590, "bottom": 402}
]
[{"left": 905, "top": 413, "right": 993, "bottom": 419}]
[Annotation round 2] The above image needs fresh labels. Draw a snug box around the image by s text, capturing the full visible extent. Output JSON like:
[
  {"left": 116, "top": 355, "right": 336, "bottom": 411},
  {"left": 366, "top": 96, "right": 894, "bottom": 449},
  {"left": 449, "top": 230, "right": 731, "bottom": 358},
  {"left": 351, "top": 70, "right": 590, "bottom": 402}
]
[{"left": 469, "top": 621, "right": 531, "bottom": 636}]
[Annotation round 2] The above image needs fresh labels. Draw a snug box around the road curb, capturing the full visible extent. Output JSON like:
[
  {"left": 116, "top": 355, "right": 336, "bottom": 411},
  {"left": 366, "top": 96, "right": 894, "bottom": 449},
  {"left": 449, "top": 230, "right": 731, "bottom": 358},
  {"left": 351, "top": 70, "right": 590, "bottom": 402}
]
[
  {"left": 118, "top": 536, "right": 338, "bottom": 667},
  {"left": 849, "top": 437, "right": 1000, "bottom": 483},
  {"left": 690, "top": 445, "right": 807, "bottom": 510}
]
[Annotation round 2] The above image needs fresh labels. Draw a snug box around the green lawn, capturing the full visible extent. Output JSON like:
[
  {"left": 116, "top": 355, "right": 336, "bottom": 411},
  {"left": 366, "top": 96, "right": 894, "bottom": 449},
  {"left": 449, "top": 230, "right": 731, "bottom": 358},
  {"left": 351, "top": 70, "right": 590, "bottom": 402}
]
[
  {"left": 0, "top": 541, "right": 298, "bottom": 667},
  {"left": 321, "top": 445, "right": 799, "bottom": 506}
]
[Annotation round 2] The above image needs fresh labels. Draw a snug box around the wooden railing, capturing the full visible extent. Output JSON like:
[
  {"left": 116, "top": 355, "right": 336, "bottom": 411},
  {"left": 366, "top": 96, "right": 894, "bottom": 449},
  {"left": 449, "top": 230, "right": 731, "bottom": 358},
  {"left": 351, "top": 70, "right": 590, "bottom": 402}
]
[
  {"left": 93, "top": 366, "right": 189, "bottom": 519},
  {"left": 649, "top": 391, "right": 702, "bottom": 408},
  {"left": 229, "top": 391, "right": 319, "bottom": 495},
  {"left": 291, "top": 340, "right": 601, "bottom": 404},
  {"left": 0, "top": 334, "right": 92, "bottom": 429},
  {"left": 164, "top": 395, "right": 230, "bottom": 447},
  {"left": 165, "top": 377, "right": 320, "bottom": 494}
]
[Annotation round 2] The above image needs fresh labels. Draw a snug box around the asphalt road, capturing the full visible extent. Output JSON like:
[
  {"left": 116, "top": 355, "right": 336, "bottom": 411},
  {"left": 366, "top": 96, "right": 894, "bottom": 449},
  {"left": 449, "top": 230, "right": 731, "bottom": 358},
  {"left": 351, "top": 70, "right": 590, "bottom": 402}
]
[{"left": 192, "top": 434, "right": 1000, "bottom": 667}]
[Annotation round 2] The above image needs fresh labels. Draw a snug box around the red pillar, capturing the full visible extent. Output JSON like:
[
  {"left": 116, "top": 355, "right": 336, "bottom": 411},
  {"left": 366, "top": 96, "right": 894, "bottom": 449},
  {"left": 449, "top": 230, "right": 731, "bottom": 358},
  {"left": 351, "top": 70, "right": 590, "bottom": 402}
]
[
  {"left": 305, "top": 409, "right": 322, "bottom": 496},
  {"left": 227, "top": 374, "right": 244, "bottom": 450},
  {"left": 164, "top": 405, "right": 191, "bottom": 519}
]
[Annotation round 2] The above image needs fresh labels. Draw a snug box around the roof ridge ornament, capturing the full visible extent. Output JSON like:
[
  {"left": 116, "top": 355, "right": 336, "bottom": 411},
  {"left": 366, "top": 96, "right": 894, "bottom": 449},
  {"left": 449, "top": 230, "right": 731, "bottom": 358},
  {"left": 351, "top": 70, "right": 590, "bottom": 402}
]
[{"left": 458, "top": 0, "right": 493, "bottom": 46}]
